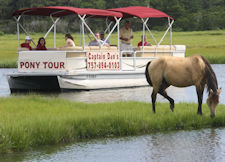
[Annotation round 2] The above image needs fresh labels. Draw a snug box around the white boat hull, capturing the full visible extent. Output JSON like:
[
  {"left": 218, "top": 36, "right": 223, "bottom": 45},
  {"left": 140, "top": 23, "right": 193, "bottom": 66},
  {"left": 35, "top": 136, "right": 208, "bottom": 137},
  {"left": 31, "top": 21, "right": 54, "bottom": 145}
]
[
  {"left": 7, "top": 71, "right": 148, "bottom": 91},
  {"left": 58, "top": 71, "right": 148, "bottom": 90}
]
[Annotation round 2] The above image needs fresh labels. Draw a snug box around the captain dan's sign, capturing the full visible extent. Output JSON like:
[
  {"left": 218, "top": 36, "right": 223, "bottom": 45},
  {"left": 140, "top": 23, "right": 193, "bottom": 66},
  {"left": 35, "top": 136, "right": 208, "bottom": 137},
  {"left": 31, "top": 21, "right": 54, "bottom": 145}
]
[
  {"left": 18, "top": 51, "right": 67, "bottom": 72},
  {"left": 87, "top": 51, "right": 120, "bottom": 70}
]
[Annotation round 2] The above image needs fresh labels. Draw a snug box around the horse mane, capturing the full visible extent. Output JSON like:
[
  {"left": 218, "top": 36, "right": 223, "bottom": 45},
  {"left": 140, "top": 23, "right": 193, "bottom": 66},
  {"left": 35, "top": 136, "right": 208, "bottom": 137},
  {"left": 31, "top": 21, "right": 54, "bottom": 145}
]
[{"left": 200, "top": 55, "right": 218, "bottom": 92}]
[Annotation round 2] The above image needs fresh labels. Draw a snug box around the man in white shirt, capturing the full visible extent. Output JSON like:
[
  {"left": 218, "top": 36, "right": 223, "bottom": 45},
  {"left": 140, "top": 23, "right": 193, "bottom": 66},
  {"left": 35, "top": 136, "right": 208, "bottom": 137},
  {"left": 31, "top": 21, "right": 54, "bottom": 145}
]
[
  {"left": 120, "top": 20, "right": 134, "bottom": 55},
  {"left": 100, "top": 31, "right": 110, "bottom": 45},
  {"left": 89, "top": 33, "right": 109, "bottom": 46}
]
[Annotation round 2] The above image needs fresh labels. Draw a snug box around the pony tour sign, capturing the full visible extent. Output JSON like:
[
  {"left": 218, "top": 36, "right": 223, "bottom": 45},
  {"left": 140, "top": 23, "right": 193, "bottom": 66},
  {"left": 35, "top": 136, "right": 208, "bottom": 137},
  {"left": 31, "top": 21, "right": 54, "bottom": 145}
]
[
  {"left": 87, "top": 51, "right": 120, "bottom": 70},
  {"left": 18, "top": 51, "right": 66, "bottom": 72},
  {"left": 19, "top": 61, "right": 65, "bottom": 69}
]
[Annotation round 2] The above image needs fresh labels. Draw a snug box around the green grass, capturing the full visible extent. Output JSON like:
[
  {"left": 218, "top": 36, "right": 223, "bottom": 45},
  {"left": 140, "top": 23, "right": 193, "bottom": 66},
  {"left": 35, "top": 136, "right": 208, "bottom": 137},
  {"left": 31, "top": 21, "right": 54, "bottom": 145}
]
[
  {"left": 0, "top": 95, "right": 225, "bottom": 153},
  {"left": 0, "top": 30, "right": 225, "bottom": 67}
]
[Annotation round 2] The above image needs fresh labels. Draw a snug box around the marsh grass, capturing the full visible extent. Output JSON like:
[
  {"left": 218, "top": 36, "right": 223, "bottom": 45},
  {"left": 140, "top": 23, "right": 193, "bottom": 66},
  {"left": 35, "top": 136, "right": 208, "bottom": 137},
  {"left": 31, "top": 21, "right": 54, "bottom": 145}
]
[
  {"left": 0, "top": 30, "right": 225, "bottom": 67},
  {"left": 0, "top": 60, "right": 17, "bottom": 68},
  {"left": 0, "top": 95, "right": 225, "bottom": 153}
]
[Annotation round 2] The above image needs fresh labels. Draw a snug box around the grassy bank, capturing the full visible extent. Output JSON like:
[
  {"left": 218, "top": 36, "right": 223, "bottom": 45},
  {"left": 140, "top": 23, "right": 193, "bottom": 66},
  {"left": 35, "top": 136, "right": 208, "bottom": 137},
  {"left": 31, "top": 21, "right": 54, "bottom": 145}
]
[
  {"left": 0, "top": 30, "right": 225, "bottom": 68},
  {"left": 0, "top": 95, "right": 225, "bottom": 153}
]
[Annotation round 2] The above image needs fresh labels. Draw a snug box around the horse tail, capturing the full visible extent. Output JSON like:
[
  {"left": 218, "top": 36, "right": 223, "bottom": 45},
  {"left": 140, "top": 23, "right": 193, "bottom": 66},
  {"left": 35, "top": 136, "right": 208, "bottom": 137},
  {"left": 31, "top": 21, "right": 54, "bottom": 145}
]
[
  {"left": 200, "top": 55, "right": 218, "bottom": 92},
  {"left": 145, "top": 61, "right": 153, "bottom": 86}
]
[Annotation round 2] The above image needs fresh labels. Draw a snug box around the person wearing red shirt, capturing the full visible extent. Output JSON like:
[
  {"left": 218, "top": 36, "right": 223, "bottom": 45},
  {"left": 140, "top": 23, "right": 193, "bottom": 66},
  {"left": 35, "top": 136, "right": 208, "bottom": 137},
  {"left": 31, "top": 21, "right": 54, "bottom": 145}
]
[
  {"left": 20, "top": 36, "right": 32, "bottom": 50},
  {"left": 36, "top": 37, "right": 47, "bottom": 50},
  {"left": 137, "top": 35, "right": 151, "bottom": 47}
]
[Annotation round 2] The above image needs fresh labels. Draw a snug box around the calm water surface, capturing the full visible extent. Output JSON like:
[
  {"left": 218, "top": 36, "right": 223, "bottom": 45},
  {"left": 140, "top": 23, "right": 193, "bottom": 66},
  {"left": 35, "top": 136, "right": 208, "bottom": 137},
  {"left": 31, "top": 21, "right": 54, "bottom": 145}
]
[{"left": 1, "top": 128, "right": 225, "bottom": 162}]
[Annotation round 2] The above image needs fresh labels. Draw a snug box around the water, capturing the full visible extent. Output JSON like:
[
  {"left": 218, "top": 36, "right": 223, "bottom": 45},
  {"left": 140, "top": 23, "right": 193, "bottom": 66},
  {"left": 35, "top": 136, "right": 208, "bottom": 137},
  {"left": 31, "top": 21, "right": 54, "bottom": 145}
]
[
  {"left": 1, "top": 128, "right": 225, "bottom": 161},
  {"left": 0, "top": 68, "right": 14, "bottom": 97},
  {"left": 1, "top": 64, "right": 225, "bottom": 104}
]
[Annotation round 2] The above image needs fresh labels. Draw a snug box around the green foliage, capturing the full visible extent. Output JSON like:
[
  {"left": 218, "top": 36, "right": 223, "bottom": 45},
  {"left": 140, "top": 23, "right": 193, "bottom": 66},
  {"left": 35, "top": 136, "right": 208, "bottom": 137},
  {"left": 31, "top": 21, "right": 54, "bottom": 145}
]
[
  {"left": 0, "top": 0, "right": 225, "bottom": 32},
  {"left": 0, "top": 95, "right": 225, "bottom": 153},
  {"left": 0, "top": 31, "right": 4, "bottom": 36}
]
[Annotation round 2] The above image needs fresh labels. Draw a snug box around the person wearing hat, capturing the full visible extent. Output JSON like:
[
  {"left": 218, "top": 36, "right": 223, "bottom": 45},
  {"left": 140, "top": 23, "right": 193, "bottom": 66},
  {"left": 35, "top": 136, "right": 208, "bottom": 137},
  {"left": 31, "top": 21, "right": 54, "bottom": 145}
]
[{"left": 20, "top": 36, "right": 32, "bottom": 50}]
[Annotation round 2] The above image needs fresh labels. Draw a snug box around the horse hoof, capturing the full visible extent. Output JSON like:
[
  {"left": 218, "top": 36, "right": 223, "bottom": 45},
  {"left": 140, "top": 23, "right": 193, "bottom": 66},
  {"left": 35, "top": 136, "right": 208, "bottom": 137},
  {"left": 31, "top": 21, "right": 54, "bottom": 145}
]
[
  {"left": 197, "top": 112, "right": 202, "bottom": 116},
  {"left": 170, "top": 105, "right": 174, "bottom": 112}
]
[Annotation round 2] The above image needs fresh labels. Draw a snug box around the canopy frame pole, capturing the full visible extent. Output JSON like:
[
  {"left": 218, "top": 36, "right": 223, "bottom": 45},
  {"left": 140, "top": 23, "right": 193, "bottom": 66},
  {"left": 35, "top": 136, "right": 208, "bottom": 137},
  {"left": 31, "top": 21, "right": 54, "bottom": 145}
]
[
  {"left": 141, "top": 18, "right": 157, "bottom": 45},
  {"left": 105, "top": 21, "right": 112, "bottom": 33},
  {"left": 78, "top": 15, "right": 121, "bottom": 50},
  {"left": 78, "top": 15, "right": 100, "bottom": 47},
  {"left": 44, "top": 17, "right": 60, "bottom": 38},
  {"left": 81, "top": 15, "right": 86, "bottom": 50},
  {"left": 44, "top": 16, "right": 60, "bottom": 48},
  {"left": 80, "top": 24, "right": 82, "bottom": 46},
  {"left": 101, "top": 17, "right": 121, "bottom": 48},
  {"left": 168, "top": 17, "right": 173, "bottom": 54},
  {"left": 104, "top": 21, "right": 112, "bottom": 43},
  {"left": 82, "top": 17, "right": 93, "bottom": 42},
  {"left": 15, "top": 16, "right": 21, "bottom": 48},
  {"left": 141, "top": 18, "right": 149, "bottom": 53},
  {"left": 154, "top": 19, "right": 174, "bottom": 56},
  {"left": 13, "top": 16, "right": 36, "bottom": 46},
  {"left": 105, "top": 18, "right": 112, "bottom": 34},
  {"left": 169, "top": 18, "right": 172, "bottom": 46},
  {"left": 117, "top": 18, "right": 120, "bottom": 52},
  {"left": 157, "top": 19, "right": 174, "bottom": 46}
]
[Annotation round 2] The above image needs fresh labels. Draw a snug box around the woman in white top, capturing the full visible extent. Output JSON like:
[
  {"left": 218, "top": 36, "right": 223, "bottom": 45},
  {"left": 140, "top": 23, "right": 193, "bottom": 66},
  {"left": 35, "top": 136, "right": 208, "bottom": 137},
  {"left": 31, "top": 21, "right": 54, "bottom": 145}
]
[{"left": 60, "top": 33, "right": 75, "bottom": 48}]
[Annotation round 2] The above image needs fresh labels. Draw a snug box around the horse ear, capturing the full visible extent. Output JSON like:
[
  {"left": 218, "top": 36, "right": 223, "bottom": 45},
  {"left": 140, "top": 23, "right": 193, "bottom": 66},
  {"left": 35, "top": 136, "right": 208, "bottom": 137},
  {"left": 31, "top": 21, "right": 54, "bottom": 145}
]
[{"left": 218, "top": 87, "right": 222, "bottom": 95}]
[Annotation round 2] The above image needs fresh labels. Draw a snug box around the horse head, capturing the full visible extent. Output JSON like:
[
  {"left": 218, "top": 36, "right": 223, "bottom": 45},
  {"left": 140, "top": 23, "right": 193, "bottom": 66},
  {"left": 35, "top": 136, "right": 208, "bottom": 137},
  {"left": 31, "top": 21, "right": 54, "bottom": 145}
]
[{"left": 207, "top": 88, "right": 222, "bottom": 118}]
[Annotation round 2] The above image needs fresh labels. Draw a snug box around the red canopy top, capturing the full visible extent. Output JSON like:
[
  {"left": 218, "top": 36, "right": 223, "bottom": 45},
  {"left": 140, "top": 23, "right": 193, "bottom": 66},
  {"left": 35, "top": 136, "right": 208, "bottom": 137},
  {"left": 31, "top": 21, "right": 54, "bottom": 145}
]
[
  {"left": 108, "top": 6, "right": 173, "bottom": 19},
  {"left": 12, "top": 6, "right": 122, "bottom": 18}
]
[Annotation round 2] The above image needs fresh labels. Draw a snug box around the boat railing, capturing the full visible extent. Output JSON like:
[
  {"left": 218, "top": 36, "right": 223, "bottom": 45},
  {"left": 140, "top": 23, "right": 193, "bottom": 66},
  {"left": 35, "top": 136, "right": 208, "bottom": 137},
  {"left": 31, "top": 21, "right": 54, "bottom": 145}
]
[{"left": 119, "top": 45, "right": 185, "bottom": 71}]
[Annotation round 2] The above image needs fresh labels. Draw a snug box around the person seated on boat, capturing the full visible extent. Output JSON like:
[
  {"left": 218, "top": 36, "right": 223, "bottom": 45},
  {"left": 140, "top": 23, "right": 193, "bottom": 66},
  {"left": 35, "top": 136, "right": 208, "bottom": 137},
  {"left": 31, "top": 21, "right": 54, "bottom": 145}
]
[
  {"left": 59, "top": 33, "right": 75, "bottom": 48},
  {"left": 100, "top": 31, "right": 110, "bottom": 45},
  {"left": 120, "top": 20, "right": 134, "bottom": 56},
  {"left": 20, "top": 36, "right": 33, "bottom": 50},
  {"left": 88, "top": 32, "right": 109, "bottom": 47},
  {"left": 36, "top": 37, "right": 47, "bottom": 50},
  {"left": 137, "top": 35, "right": 151, "bottom": 47}
]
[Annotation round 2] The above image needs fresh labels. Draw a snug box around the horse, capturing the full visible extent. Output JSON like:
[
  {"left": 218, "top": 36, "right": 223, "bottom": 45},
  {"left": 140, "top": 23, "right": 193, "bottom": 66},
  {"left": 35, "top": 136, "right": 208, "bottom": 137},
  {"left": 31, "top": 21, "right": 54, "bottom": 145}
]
[{"left": 145, "top": 55, "right": 222, "bottom": 117}]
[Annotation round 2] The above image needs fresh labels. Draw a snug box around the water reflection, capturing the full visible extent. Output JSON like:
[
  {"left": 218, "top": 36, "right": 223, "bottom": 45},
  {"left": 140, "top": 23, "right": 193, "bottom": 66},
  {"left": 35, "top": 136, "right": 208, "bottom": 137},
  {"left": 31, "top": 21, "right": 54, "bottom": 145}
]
[
  {"left": 0, "top": 68, "right": 13, "bottom": 97},
  {"left": 55, "top": 86, "right": 199, "bottom": 103},
  {"left": 1, "top": 128, "right": 225, "bottom": 161}
]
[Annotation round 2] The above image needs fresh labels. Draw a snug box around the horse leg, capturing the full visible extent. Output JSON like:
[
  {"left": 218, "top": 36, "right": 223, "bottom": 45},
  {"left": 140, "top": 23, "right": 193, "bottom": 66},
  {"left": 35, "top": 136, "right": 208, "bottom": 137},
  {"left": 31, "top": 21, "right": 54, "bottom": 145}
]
[
  {"left": 196, "top": 87, "right": 204, "bottom": 115},
  {"left": 158, "top": 79, "right": 174, "bottom": 112},
  {"left": 159, "top": 90, "right": 174, "bottom": 112},
  {"left": 151, "top": 90, "right": 157, "bottom": 113}
]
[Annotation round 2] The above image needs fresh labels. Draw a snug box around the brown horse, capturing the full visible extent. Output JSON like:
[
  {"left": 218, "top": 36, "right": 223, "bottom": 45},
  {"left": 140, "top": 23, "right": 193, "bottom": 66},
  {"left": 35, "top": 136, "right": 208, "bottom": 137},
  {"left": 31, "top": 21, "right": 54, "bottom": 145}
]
[{"left": 145, "top": 55, "right": 222, "bottom": 117}]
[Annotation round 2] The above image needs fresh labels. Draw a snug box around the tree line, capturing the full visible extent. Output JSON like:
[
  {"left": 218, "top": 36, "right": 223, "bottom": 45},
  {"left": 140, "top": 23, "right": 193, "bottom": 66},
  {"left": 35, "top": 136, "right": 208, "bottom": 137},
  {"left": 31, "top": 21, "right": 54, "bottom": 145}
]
[{"left": 0, "top": 0, "right": 225, "bottom": 34}]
